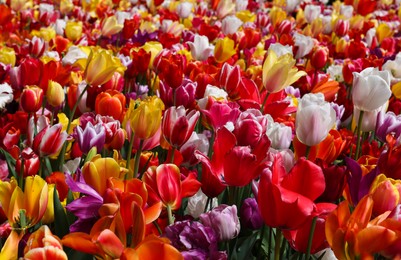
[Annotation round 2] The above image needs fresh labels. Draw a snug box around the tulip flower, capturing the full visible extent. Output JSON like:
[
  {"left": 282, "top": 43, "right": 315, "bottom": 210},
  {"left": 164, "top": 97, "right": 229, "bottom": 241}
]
[
  {"left": 240, "top": 198, "right": 264, "bottom": 230},
  {"left": 214, "top": 37, "right": 236, "bottom": 63},
  {"left": 154, "top": 51, "right": 186, "bottom": 89},
  {"left": 75, "top": 121, "right": 106, "bottom": 154},
  {"left": 95, "top": 90, "right": 126, "bottom": 121},
  {"left": 126, "top": 96, "right": 165, "bottom": 140},
  {"left": 0, "top": 175, "right": 48, "bottom": 229},
  {"left": 162, "top": 106, "right": 200, "bottom": 148},
  {"left": 293, "top": 32, "right": 314, "bottom": 59},
  {"left": 325, "top": 195, "right": 399, "bottom": 259},
  {"left": 23, "top": 225, "right": 67, "bottom": 260},
  {"left": 20, "top": 85, "right": 44, "bottom": 113},
  {"left": 352, "top": 67, "right": 391, "bottom": 112},
  {"left": 0, "top": 46, "right": 16, "bottom": 66},
  {"left": 65, "top": 21, "right": 83, "bottom": 41},
  {"left": 262, "top": 48, "right": 306, "bottom": 94},
  {"left": 295, "top": 93, "right": 336, "bottom": 147},
  {"left": 143, "top": 164, "right": 201, "bottom": 211},
  {"left": 46, "top": 80, "right": 65, "bottom": 107},
  {"left": 0, "top": 83, "right": 13, "bottom": 110},
  {"left": 258, "top": 154, "right": 326, "bottom": 230},
  {"left": 369, "top": 174, "right": 401, "bottom": 217},
  {"left": 32, "top": 123, "right": 68, "bottom": 157},
  {"left": 221, "top": 15, "right": 243, "bottom": 35},
  {"left": 187, "top": 34, "right": 214, "bottom": 61},
  {"left": 375, "top": 111, "right": 401, "bottom": 143},
  {"left": 101, "top": 16, "right": 123, "bottom": 38},
  {"left": 200, "top": 205, "right": 240, "bottom": 242},
  {"left": 84, "top": 48, "right": 126, "bottom": 87}
]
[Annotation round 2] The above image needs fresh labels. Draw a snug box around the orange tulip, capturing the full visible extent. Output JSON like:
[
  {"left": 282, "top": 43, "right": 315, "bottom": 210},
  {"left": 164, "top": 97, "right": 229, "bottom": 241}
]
[{"left": 95, "top": 90, "right": 126, "bottom": 121}]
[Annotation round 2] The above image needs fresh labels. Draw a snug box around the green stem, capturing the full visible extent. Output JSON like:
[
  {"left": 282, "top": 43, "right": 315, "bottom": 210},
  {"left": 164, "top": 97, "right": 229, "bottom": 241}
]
[
  {"left": 305, "top": 217, "right": 317, "bottom": 260},
  {"left": 166, "top": 204, "right": 174, "bottom": 225},
  {"left": 268, "top": 226, "right": 272, "bottom": 259},
  {"left": 134, "top": 139, "right": 144, "bottom": 179},
  {"left": 58, "top": 84, "right": 89, "bottom": 171},
  {"left": 152, "top": 221, "right": 162, "bottom": 235},
  {"left": 354, "top": 110, "right": 364, "bottom": 160},
  {"left": 125, "top": 132, "right": 135, "bottom": 179},
  {"left": 274, "top": 229, "right": 282, "bottom": 260},
  {"left": 169, "top": 147, "right": 176, "bottom": 163},
  {"left": 305, "top": 146, "right": 311, "bottom": 160},
  {"left": 260, "top": 92, "right": 270, "bottom": 113}
]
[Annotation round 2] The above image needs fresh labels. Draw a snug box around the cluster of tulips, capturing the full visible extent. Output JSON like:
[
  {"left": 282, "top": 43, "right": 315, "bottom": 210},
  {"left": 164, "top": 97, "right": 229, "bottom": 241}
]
[{"left": 1, "top": 0, "right": 401, "bottom": 259}]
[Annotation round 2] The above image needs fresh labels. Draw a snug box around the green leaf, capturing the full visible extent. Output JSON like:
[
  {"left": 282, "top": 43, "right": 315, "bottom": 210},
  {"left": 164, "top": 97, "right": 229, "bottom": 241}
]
[
  {"left": 232, "top": 231, "right": 259, "bottom": 260},
  {"left": 53, "top": 189, "right": 70, "bottom": 238}
]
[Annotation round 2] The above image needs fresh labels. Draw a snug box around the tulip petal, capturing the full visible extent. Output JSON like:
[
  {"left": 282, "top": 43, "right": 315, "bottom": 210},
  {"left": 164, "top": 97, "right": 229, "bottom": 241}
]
[
  {"left": 156, "top": 164, "right": 181, "bottom": 209},
  {"left": 281, "top": 158, "right": 325, "bottom": 201},
  {"left": 357, "top": 226, "right": 397, "bottom": 254},
  {"left": 96, "top": 229, "right": 124, "bottom": 258},
  {"left": 61, "top": 233, "right": 99, "bottom": 255},
  {"left": 136, "top": 240, "right": 183, "bottom": 260}
]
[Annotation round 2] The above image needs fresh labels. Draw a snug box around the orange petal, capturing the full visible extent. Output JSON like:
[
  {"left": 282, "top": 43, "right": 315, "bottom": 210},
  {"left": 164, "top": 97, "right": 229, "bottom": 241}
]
[
  {"left": 96, "top": 229, "right": 124, "bottom": 259},
  {"left": 24, "top": 247, "right": 68, "bottom": 260},
  {"left": 357, "top": 226, "right": 397, "bottom": 254},
  {"left": 136, "top": 240, "right": 183, "bottom": 260},
  {"left": 61, "top": 232, "right": 99, "bottom": 255},
  {"left": 131, "top": 202, "right": 145, "bottom": 248},
  {"left": 144, "top": 201, "right": 162, "bottom": 224}
]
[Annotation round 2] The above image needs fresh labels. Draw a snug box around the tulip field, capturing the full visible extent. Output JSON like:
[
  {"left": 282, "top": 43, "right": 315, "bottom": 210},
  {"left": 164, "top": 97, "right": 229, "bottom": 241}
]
[{"left": 1, "top": 0, "right": 401, "bottom": 259}]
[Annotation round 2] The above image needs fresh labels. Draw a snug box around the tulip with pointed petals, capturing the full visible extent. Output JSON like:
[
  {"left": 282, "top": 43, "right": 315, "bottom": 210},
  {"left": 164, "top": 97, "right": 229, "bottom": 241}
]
[{"left": 143, "top": 164, "right": 201, "bottom": 210}]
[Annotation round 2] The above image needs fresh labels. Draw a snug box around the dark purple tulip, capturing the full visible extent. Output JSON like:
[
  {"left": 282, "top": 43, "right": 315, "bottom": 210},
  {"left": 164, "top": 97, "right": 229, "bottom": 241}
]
[{"left": 240, "top": 198, "right": 264, "bottom": 230}]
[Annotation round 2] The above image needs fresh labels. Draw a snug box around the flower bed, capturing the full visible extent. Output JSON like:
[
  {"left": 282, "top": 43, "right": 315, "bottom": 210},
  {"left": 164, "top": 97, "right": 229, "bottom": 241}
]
[{"left": 0, "top": 0, "right": 401, "bottom": 259}]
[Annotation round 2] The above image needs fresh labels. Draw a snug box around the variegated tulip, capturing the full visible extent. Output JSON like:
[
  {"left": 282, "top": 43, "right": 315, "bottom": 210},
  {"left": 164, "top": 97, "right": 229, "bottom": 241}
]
[{"left": 262, "top": 48, "right": 306, "bottom": 94}]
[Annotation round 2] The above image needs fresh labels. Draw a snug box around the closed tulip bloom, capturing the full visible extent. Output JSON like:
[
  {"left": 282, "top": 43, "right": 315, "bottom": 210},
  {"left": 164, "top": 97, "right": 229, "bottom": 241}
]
[
  {"left": 376, "top": 111, "right": 401, "bottom": 142},
  {"left": 162, "top": 106, "right": 200, "bottom": 148},
  {"left": 65, "top": 21, "right": 83, "bottom": 41},
  {"left": 369, "top": 174, "right": 401, "bottom": 216},
  {"left": 176, "top": 1, "right": 192, "bottom": 18},
  {"left": 266, "top": 121, "right": 293, "bottom": 150},
  {"left": 352, "top": 67, "right": 391, "bottom": 112},
  {"left": 214, "top": 37, "right": 236, "bottom": 63},
  {"left": 75, "top": 122, "right": 106, "bottom": 154},
  {"left": 221, "top": 15, "right": 243, "bottom": 35},
  {"left": 296, "top": 93, "right": 336, "bottom": 147},
  {"left": 85, "top": 48, "right": 126, "bottom": 87},
  {"left": 262, "top": 48, "right": 306, "bottom": 93},
  {"left": 0, "top": 46, "right": 16, "bottom": 66},
  {"left": 200, "top": 204, "right": 240, "bottom": 242},
  {"left": 187, "top": 34, "right": 214, "bottom": 61},
  {"left": 20, "top": 85, "right": 44, "bottom": 113},
  {"left": 127, "top": 96, "right": 165, "bottom": 140},
  {"left": 101, "top": 16, "right": 123, "bottom": 38},
  {"left": 95, "top": 90, "right": 126, "bottom": 120},
  {"left": 46, "top": 80, "right": 65, "bottom": 107},
  {"left": 32, "top": 123, "right": 68, "bottom": 157},
  {"left": 240, "top": 198, "right": 264, "bottom": 230}
]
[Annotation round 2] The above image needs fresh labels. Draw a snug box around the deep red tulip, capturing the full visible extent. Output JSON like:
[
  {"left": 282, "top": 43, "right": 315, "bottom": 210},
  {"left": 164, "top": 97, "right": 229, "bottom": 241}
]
[{"left": 20, "top": 86, "right": 44, "bottom": 113}]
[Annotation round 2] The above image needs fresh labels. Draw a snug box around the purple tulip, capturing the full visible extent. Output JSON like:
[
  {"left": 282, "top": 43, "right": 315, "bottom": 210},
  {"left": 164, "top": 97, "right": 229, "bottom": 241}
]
[
  {"left": 240, "top": 198, "right": 264, "bottom": 230},
  {"left": 165, "top": 220, "right": 226, "bottom": 259},
  {"left": 376, "top": 111, "right": 401, "bottom": 143},
  {"left": 200, "top": 204, "right": 240, "bottom": 242},
  {"left": 75, "top": 121, "right": 106, "bottom": 154}
]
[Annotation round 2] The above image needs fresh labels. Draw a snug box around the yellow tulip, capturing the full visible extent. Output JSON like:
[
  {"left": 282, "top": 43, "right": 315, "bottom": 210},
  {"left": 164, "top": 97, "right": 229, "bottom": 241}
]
[
  {"left": 270, "top": 6, "right": 287, "bottom": 28},
  {"left": 126, "top": 96, "right": 165, "bottom": 140},
  {"left": 0, "top": 46, "right": 16, "bottom": 66},
  {"left": 42, "top": 184, "right": 56, "bottom": 224},
  {"left": 101, "top": 16, "right": 124, "bottom": 38},
  {"left": 214, "top": 37, "right": 237, "bottom": 63},
  {"left": 31, "top": 27, "right": 56, "bottom": 42},
  {"left": 0, "top": 176, "right": 48, "bottom": 230},
  {"left": 142, "top": 41, "right": 163, "bottom": 69},
  {"left": 47, "top": 80, "right": 65, "bottom": 107},
  {"left": 82, "top": 155, "right": 125, "bottom": 196},
  {"left": 262, "top": 48, "right": 306, "bottom": 93},
  {"left": 236, "top": 10, "right": 256, "bottom": 23},
  {"left": 65, "top": 21, "right": 83, "bottom": 41},
  {"left": 84, "top": 48, "right": 126, "bottom": 86},
  {"left": 376, "top": 23, "right": 393, "bottom": 44},
  {"left": 60, "top": 0, "right": 74, "bottom": 14}
]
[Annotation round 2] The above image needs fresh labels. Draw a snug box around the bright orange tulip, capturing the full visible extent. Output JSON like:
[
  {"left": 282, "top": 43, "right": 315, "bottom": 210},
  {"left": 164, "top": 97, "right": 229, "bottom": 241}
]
[{"left": 95, "top": 90, "right": 126, "bottom": 121}]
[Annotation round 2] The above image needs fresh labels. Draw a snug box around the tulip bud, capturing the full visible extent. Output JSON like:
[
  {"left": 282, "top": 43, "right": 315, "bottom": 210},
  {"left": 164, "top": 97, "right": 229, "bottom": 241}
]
[
  {"left": 240, "top": 198, "right": 264, "bottom": 230},
  {"left": 20, "top": 86, "right": 44, "bottom": 113},
  {"left": 95, "top": 90, "right": 126, "bottom": 121},
  {"left": 200, "top": 204, "right": 240, "bottom": 242},
  {"left": 46, "top": 81, "right": 65, "bottom": 107},
  {"left": 369, "top": 174, "right": 401, "bottom": 216},
  {"left": 310, "top": 46, "right": 328, "bottom": 70}
]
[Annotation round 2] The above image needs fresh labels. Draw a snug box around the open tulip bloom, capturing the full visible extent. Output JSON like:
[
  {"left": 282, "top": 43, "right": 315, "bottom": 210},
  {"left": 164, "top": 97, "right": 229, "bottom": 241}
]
[{"left": 2, "top": 0, "right": 401, "bottom": 259}]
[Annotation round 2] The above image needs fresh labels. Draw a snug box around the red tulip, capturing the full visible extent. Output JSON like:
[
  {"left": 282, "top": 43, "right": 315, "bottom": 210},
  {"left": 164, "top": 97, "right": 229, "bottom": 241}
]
[
  {"left": 143, "top": 164, "right": 201, "bottom": 210},
  {"left": 257, "top": 154, "right": 326, "bottom": 230},
  {"left": 162, "top": 106, "right": 200, "bottom": 148},
  {"left": 20, "top": 86, "right": 43, "bottom": 113},
  {"left": 32, "top": 123, "right": 68, "bottom": 157}
]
